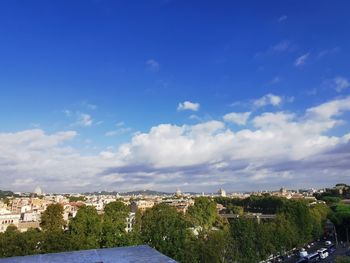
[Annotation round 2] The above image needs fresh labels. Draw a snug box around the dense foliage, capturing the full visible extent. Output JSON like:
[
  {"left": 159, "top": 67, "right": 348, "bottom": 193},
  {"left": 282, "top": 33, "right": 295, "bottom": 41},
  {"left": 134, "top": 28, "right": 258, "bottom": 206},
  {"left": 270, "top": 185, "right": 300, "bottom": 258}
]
[
  {"left": 0, "top": 190, "right": 14, "bottom": 199},
  {"left": 0, "top": 196, "right": 335, "bottom": 262},
  {"left": 67, "top": 196, "right": 86, "bottom": 202}
]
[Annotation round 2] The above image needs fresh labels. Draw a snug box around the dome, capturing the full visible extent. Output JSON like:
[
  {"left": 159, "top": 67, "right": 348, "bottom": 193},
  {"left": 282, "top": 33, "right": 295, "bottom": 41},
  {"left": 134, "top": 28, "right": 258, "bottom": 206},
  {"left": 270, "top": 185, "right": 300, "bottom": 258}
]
[{"left": 33, "top": 186, "right": 43, "bottom": 195}]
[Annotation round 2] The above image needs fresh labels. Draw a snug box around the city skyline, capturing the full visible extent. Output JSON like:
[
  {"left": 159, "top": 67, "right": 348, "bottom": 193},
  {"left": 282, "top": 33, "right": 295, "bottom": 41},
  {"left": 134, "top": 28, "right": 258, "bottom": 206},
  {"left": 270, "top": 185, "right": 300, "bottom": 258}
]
[{"left": 0, "top": 1, "right": 350, "bottom": 192}]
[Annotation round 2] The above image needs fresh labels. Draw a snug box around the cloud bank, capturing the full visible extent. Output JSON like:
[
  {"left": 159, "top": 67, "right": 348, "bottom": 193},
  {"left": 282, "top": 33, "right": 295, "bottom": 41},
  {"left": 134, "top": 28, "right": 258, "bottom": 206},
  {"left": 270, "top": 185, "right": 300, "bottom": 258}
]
[{"left": 1, "top": 97, "right": 350, "bottom": 193}]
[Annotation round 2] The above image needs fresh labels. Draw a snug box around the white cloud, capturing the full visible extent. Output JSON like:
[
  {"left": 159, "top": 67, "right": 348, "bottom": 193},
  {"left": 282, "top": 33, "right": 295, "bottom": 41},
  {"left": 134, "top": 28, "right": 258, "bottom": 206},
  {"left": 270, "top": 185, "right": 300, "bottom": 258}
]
[
  {"left": 295, "top": 53, "right": 310, "bottom": 67},
  {"left": 177, "top": 101, "right": 200, "bottom": 111},
  {"left": 223, "top": 112, "right": 251, "bottom": 125},
  {"left": 146, "top": 59, "right": 160, "bottom": 72},
  {"left": 253, "top": 93, "right": 282, "bottom": 108},
  {"left": 77, "top": 113, "right": 93, "bottom": 127},
  {"left": 334, "top": 76, "right": 350, "bottom": 92},
  {"left": 2, "top": 97, "right": 350, "bottom": 193},
  {"left": 306, "top": 96, "right": 350, "bottom": 120}
]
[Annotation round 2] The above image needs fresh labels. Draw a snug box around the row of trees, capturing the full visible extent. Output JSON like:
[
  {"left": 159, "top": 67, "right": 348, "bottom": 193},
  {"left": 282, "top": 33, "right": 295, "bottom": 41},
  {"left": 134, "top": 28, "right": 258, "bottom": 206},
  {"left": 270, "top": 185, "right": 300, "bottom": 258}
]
[
  {"left": 314, "top": 184, "right": 350, "bottom": 243},
  {"left": 0, "top": 196, "right": 330, "bottom": 262}
]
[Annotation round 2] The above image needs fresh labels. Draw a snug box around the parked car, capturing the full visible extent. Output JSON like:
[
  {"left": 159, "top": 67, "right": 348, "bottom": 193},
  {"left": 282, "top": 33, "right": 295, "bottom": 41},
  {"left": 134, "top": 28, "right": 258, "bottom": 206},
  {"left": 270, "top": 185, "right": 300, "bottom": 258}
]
[
  {"left": 325, "top": 240, "right": 332, "bottom": 246},
  {"left": 317, "top": 248, "right": 329, "bottom": 259}
]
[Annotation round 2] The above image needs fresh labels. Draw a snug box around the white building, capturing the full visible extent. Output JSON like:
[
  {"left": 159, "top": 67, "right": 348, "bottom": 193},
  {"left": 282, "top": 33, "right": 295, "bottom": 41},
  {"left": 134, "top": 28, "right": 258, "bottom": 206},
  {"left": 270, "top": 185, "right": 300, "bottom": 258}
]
[
  {"left": 175, "top": 188, "right": 182, "bottom": 197},
  {"left": 125, "top": 212, "right": 136, "bottom": 233},
  {"left": 33, "top": 186, "right": 43, "bottom": 195},
  {"left": 22, "top": 211, "right": 40, "bottom": 222},
  {"left": 218, "top": 188, "right": 226, "bottom": 197},
  {"left": 0, "top": 208, "right": 21, "bottom": 233}
]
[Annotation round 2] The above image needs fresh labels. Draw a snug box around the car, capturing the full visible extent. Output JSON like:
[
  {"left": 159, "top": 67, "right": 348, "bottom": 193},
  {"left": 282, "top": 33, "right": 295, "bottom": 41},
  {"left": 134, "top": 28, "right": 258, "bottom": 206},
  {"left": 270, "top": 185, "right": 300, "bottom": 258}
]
[
  {"left": 325, "top": 240, "right": 332, "bottom": 246},
  {"left": 299, "top": 248, "right": 308, "bottom": 258},
  {"left": 317, "top": 248, "right": 329, "bottom": 259}
]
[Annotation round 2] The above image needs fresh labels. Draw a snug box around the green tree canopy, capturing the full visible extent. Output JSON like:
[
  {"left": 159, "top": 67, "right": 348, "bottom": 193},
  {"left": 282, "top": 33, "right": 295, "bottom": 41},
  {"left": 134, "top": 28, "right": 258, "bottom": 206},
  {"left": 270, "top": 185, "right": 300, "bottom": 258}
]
[
  {"left": 40, "top": 204, "right": 65, "bottom": 232},
  {"left": 141, "top": 203, "right": 189, "bottom": 262},
  {"left": 187, "top": 197, "right": 217, "bottom": 229},
  {"left": 69, "top": 205, "right": 102, "bottom": 250},
  {"left": 101, "top": 201, "right": 130, "bottom": 247}
]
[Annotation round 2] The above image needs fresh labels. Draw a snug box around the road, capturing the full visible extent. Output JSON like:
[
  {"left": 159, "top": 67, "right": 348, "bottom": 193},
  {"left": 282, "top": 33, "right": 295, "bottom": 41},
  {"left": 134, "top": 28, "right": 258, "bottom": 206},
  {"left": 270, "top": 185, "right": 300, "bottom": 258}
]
[{"left": 281, "top": 239, "right": 350, "bottom": 263}]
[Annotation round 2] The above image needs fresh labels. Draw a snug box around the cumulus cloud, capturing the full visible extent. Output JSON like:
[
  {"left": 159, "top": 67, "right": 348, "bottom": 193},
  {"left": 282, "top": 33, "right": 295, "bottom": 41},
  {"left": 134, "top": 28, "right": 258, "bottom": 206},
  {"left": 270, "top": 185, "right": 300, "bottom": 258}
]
[
  {"left": 253, "top": 93, "right": 282, "bottom": 108},
  {"left": 177, "top": 101, "right": 200, "bottom": 111},
  {"left": 295, "top": 53, "right": 310, "bottom": 67},
  {"left": 306, "top": 96, "right": 350, "bottom": 120},
  {"left": 223, "top": 112, "right": 251, "bottom": 125},
  {"left": 1, "top": 97, "right": 350, "bottom": 193}
]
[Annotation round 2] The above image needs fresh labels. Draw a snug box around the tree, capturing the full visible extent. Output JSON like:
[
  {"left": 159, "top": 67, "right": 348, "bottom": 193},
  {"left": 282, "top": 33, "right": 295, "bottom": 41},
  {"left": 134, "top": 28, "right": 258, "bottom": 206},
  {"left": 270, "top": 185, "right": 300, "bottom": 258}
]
[
  {"left": 68, "top": 196, "right": 86, "bottom": 202},
  {"left": 187, "top": 197, "right": 217, "bottom": 230},
  {"left": 101, "top": 201, "right": 130, "bottom": 247},
  {"left": 336, "top": 257, "right": 350, "bottom": 263},
  {"left": 40, "top": 204, "right": 65, "bottom": 232},
  {"left": 18, "top": 228, "right": 42, "bottom": 256},
  {"left": 141, "top": 203, "right": 189, "bottom": 262},
  {"left": 278, "top": 200, "right": 313, "bottom": 245},
  {"left": 229, "top": 218, "right": 260, "bottom": 262},
  {"left": 310, "top": 204, "right": 329, "bottom": 238},
  {"left": 69, "top": 205, "right": 102, "bottom": 250},
  {"left": 0, "top": 225, "right": 22, "bottom": 257},
  {"left": 201, "top": 229, "right": 234, "bottom": 263},
  {"left": 126, "top": 209, "right": 143, "bottom": 246},
  {"left": 330, "top": 203, "right": 350, "bottom": 242},
  {"left": 227, "top": 204, "right": 244, "bottom": 216},
  {"left": 40, "top": 229, "right": 73, "bottom": 254}
]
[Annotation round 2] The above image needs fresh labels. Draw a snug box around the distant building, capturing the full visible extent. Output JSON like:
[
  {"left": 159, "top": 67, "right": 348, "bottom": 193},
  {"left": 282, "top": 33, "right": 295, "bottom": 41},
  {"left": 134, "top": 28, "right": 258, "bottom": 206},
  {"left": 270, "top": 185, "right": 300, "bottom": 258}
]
[
  {"left": 0, "top": 208, "right": 20, "bottom": 233},
  {"left": 161, "top": 199, "right": 194, "bottom": 214},
  {"left": 175, "top": 188, "right": 182, "bottom": 197},
  {"left": 125, "top": 212, "right": 135, "bottom": 232},
  {"left": 218, "top": 188, "right": 226, "bottom": 197},
  {"left": 18, "top": 221, "right": 40, "bottom": 232},
  {"left": 280, "top": 187, "right": 287, "bottom": 195},
  {"left": 33, "top": 186, "right": 43, "bottom": 196},
  {"left": 130, "top": 200, "right": 154, "bottom": 213}
]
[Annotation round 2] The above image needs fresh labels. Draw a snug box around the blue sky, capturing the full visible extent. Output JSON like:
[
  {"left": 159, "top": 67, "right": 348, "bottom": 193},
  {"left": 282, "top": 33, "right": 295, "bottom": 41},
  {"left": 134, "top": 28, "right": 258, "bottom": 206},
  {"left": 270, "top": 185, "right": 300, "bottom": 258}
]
[{"left": 0, "top": 1, "right": 350, "bottom": 193}]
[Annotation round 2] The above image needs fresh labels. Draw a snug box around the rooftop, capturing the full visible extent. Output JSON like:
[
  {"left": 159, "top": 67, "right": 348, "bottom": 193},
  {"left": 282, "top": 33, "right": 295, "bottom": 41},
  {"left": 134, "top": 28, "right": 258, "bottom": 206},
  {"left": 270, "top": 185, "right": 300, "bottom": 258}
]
[{"left": 0, "top": 245, "right": 177, "bottom": 263}]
